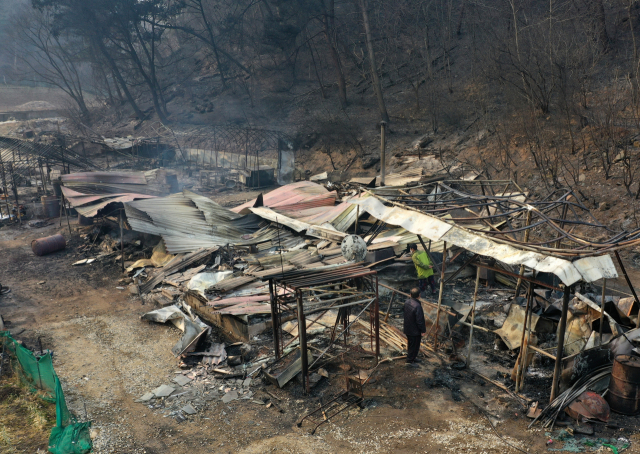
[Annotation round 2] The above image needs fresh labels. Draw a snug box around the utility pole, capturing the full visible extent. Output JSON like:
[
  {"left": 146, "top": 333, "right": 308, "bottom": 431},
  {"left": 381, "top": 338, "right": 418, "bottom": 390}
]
[{"left": 380, "top": 121, "right": 387, "bottom": 186}]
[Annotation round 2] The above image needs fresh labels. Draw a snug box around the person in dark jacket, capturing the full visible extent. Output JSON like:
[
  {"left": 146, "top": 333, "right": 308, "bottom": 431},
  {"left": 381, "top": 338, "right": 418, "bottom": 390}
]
[{"left": 403, "top": 287, "right": 426, "bottom": 365}]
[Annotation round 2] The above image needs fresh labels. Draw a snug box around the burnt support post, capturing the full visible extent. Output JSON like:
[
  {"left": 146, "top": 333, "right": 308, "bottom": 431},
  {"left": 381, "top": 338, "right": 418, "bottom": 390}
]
[
  {"left": 0, "top": 158, "right": 11, "bottom": 218},
  {"left": 296, "top": 289, "right": 309, "bottom": 394},
  {"left": 120, "top": 209, "right": 124, "bottom": 273},
  {"left": 8, "top": 163, "right": 20, "bottom": 225},
  {"left": 614, "top": 251, "right": 640, "bottom": 328},
  {"left": 599, "top": 279, "right": 606, "bottom": 346},
  {"left": 516, "top": 279, "right": 535, "bottom": 392},
  {"left": 551, "top": 285, "right": 571, "bottom": 402},
  {"left": 466, "top": 265, "right": 481, "bottom": 368},
  {"left": 515, "top": 210, "right": 533, "bottom": 297},
  {"left": 433, "top": 241, "right": 448, "bottom": 347},
  {"left": 62, "top": 194, "right": 71, "bottom": 236},
  {"left": 269, "top": 279, "right": 281, "bottom": 359},
  {"left": 374, "top": 275, "right": 380, "bottom": 362},
  {"left": 379, "top": 121, "right": 386, "bottom": 186}
]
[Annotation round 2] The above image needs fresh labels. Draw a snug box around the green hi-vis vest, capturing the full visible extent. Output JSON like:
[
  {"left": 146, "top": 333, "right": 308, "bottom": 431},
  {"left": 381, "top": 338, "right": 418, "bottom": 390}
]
[{"left": 412, "top": 251, "right": 434, "bottom": 279}]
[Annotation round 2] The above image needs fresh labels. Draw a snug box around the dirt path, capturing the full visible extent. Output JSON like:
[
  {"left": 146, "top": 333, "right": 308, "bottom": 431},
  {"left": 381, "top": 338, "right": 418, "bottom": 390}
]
[{"left": 1, "top": 220, "right": 639, "bottom": 453}]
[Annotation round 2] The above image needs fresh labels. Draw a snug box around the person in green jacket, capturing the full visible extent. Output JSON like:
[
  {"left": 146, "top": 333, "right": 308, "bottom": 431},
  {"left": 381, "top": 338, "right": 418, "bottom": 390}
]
[{"left": 408, "top": 243, "right": 436, "bottom": 295}]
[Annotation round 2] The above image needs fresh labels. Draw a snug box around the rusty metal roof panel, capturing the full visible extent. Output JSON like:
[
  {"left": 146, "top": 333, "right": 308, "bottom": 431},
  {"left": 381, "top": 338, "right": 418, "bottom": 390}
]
[
  {"left": 232, "top": 181, "right": 335, "bottom": 213},
  {"left": 211, "top": 275, "right": 257, "bottom": 292}
]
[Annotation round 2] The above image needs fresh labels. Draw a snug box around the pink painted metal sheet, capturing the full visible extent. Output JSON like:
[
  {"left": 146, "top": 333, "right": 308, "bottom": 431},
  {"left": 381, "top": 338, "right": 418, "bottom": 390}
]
[{"left": 232, "top": 181, "right": 335, "bottom": 213}]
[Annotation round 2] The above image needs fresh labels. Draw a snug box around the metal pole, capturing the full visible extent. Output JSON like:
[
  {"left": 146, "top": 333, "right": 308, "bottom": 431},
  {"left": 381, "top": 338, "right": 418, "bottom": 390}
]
[
  {"left": 433, "top": 241, "right": 447, "bottom": 347},
  {"left": 296, "top": 289, "right": 309, "bottom": 394},
  {"left": 466, "top": 265, "right": 481, "bottom": 368},
  {"left": 0, "top": 158, "right": 11, "bottom": 218},
  {"left": 550, "top": 285, "right": 571, "bottom": 402},
  {"left": 59, "top": 190, "right": 63, "bottom": 226},
  {"left": 514, "top": 210, "right": 533, "bottom": 297},
  {"left": 383, "top": 291, "right": 396, "bottom": 323},
  {"left": 379, "top": 121, "right": 386, "bottom": 186},
  {"left": 355, "top": 188, "right": 361, "bottom": 234},
  {"left": 614, "top": 251, "right": 640, "bottom": 328},
  {"left": 8, "top": 163, "right": 20, "bottom": 225},
  {"left": 599, "top": 279, "right": 606, "bottom": 346},
  {"left": 256, "top": 147, "right": 260, "bottom": 187},
  {"left": 269, "top": 279, "right": 281, "bottom": 359},
  {"left": 62, "top": 194, "right": 71, "bottom": 236},
  {"left": 120, "top": 209, "right": 124, "bottom": 273},
  {"left": 516, "top": 280, "right": 535, "bottom": 392},
  {"left": 375, "top": 275, "right": 380, "bottom": 362}
]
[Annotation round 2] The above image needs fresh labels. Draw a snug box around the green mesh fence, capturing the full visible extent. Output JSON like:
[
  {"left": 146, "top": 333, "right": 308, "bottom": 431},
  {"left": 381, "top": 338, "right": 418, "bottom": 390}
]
[{"left": 0, "top": 332, "right": 92, "bottom": 454}]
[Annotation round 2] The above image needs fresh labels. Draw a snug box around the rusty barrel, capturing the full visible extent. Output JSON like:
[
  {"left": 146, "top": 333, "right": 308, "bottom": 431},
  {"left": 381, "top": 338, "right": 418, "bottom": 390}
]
[
  {"left": 608, "top": 355, "right": 640, "bottom": 415},
  {"left": 31, "top": 234, "right": 66, "bottom": 256},
  {"left": 41, "top": 196, "right": 60, "bottom": 219}
]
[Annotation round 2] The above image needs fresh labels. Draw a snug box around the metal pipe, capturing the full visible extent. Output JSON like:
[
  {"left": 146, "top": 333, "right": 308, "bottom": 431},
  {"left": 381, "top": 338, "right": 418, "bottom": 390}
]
[
  {"left": 444, "top": 253, "right": 478, "bottom": 285},
  {"left": 380, "top": 121, "right": 386, "bottom": 186},
  {"left": 515, "top": 210, "right": 533, "bottom": 297},
  {"left": 433, "top": 241, "right": 448, "bottom": 347},
  {"left": 384, "top": 292, "right": 396, "bottom": 323},
  {"left": 375, "top": 275, "right": 380, "bottom": 362},
  {"left": 516, "top": 280, "right": 535, "bottom": 392},
  {"left": 269, "top": 279, "right": 281, "bottom": 359},
  {"left": 120, "top": 209, "right": 124, "bottom": 273},
  {"left": 614, "top": 251, "right": 640, "bottom": 328},
  {"left": 297, "top": 290, "right": 309, "bottom": 394},
  {"left": 466, "top": 266, "right": 481, "bottom": 368},
  {"left": 551, "top": 286, "right": 571, "bottom": 402},
  {"left": 599, "top": 279, "right": 606, "bottom": 346},
  {"left": 62, "top": 194, "right": 71, "bottom": 236}
]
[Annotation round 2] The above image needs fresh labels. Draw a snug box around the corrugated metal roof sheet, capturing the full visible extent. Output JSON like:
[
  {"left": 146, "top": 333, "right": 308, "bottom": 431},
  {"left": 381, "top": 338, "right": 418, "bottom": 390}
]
[
  {"left": 350, "top": 196, "right": 618, "bottom": 285},
  {"left": 61, "top": 171, "right": 147, "bottom": 185},
  {"left": 232, "top": 181, "right": 335, "bottom": 213},
  {"left": 124, "top": 190, "right": 277, "bottom": 254},
  {"left": 211, "top": 275, "right": 257, "bottom": 292},
  {"left": 61, "top": 186, "right": 156, "bottom": 218}
]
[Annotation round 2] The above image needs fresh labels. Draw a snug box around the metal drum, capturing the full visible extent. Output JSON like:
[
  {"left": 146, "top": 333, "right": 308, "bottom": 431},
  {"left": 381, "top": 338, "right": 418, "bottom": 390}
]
[
  {"left": 608, "top": 355, "right": 640, "bottom": 415},
  {"left": 41, "top": 196, "right": 60, "bottom": 219},
  {"left": 31, "top": 234, "right": 66, "bottom": 256}
]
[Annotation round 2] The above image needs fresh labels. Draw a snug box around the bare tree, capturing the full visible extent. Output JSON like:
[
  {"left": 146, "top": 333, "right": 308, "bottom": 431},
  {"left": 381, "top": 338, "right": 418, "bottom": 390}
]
[
  {"left": 358, "top": 0, "right": 389, "bottom": 123},
  {"left": 12, "top": 7, "right": 91, "bottom": 120}
]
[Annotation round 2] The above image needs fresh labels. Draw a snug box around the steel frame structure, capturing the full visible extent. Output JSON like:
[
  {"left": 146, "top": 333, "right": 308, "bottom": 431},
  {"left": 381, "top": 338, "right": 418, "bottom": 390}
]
[
  {"left": 267, "top": 263, "right": 380, "bottom": 394},
  {"left": 358, "top": 178, "right": 640, "bottom": 402},
  {"left": 371, "top": 179, "right": 640, "bottom": 257}
]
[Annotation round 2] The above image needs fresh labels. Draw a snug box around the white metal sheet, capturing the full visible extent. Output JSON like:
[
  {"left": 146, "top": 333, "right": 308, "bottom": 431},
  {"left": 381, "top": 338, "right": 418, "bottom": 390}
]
[
  {"left": 351, "top": 197, "right": 453, "bottom": 240},
  {"left": 351, "top": 197, "right": 618, "bottom": 285}
]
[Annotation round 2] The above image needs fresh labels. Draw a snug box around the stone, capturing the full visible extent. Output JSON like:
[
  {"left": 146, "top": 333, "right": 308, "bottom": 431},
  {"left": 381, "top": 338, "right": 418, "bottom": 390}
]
[
  {"left": 181, "top": 404, "right": 197, "bottom": 415},
  {"left": 173, "top": 375, "right": 193, "bottom": 387},
  {"left": 243, "top": 378, "right": 252, "bottom": 388},
  {"left": 241, "top": 391, "right": 254, "bottom": 400},
  {"left": 151, "top": 385, "right": 175, "bottom": 398},
  {"left": 139, "top": 392, "right": 155, "bottom": 402},
  {"left": 221, "top": 391, "right": 238, "bottom": 404}
]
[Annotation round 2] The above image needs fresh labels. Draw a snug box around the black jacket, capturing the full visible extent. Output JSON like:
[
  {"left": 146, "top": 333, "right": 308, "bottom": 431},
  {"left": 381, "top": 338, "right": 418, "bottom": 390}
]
[{"left": 403, "top": 298, "right": 426, "bottom": 336}]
